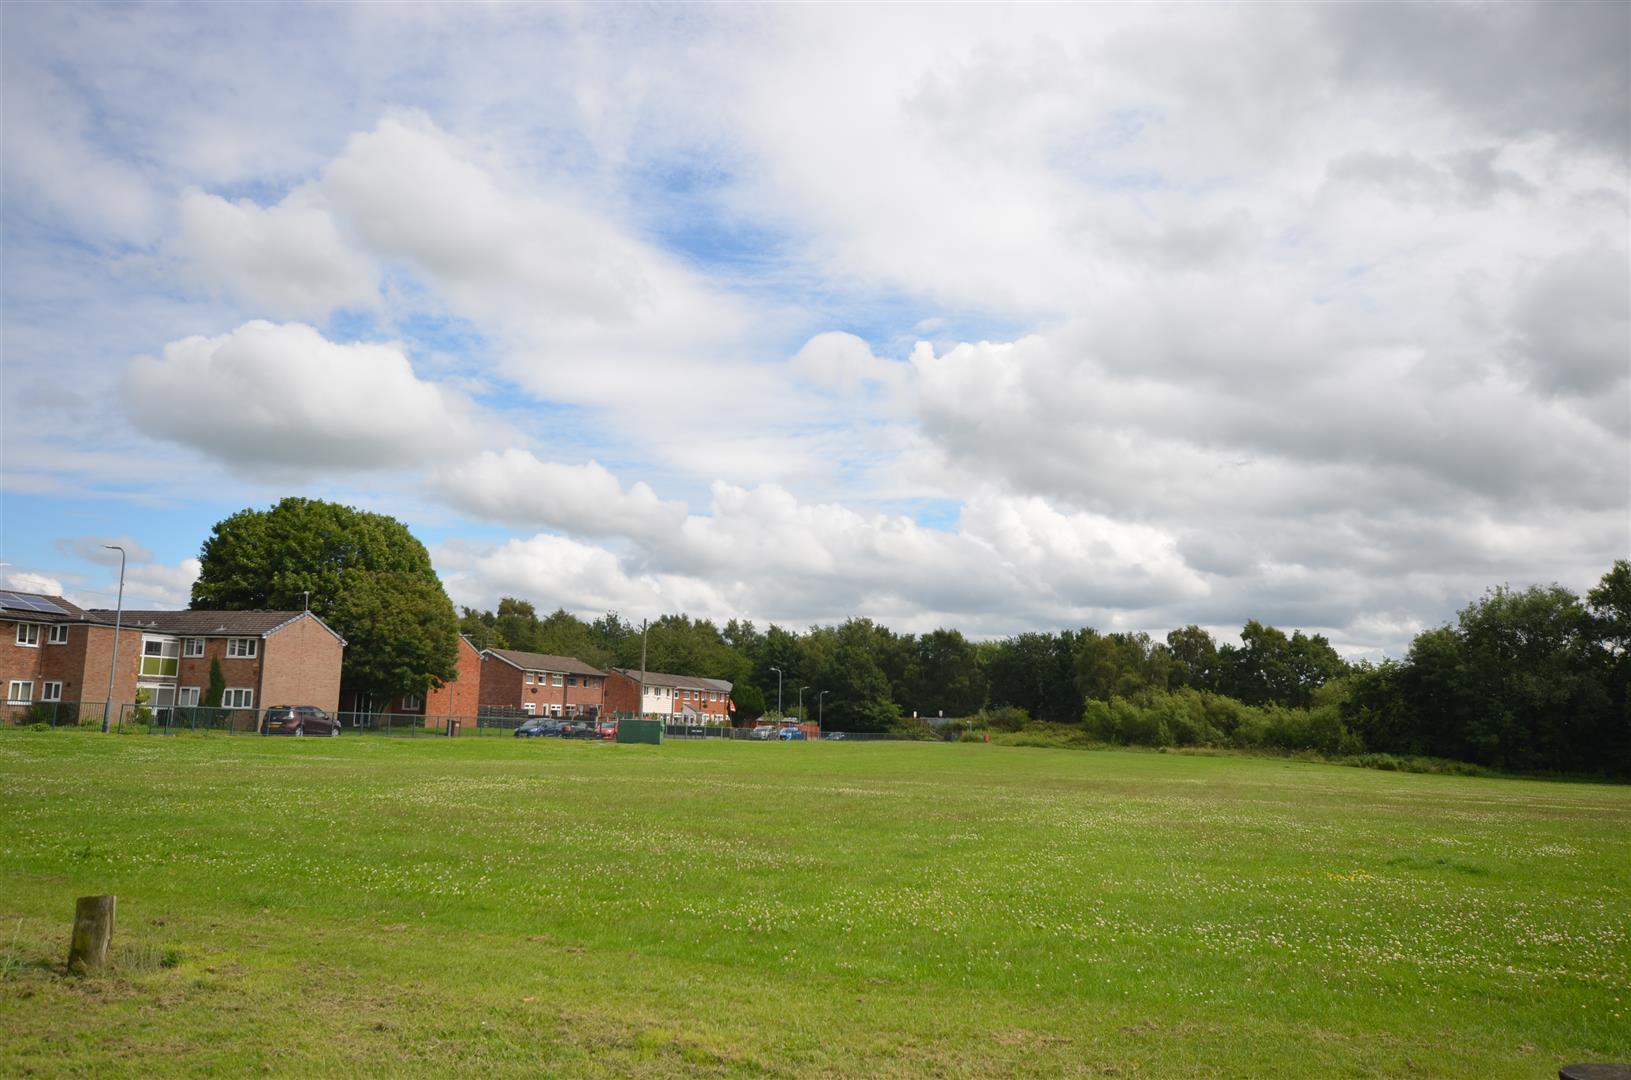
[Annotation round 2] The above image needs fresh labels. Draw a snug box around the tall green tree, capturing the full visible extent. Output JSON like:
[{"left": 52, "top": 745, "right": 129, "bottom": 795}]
[{"left": 192, "top": 497, "right": 458, "bottom": 697}]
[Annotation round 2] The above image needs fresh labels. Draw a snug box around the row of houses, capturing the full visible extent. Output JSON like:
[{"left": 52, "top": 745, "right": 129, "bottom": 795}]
[{"left": 0, "top": 589, "right": 734, "bottom": 725}]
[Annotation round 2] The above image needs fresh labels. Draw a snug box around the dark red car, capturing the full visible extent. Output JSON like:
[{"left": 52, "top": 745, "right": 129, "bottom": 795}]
[{"left": 262, "top": 706, "right": 341, "bottom": 736}]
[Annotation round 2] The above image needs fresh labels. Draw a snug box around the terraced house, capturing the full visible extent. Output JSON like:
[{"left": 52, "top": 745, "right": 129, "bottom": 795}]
[
  {"left": 478, "top": 648, "right": 607, "bottom": 719},
  {"left": 603, "top": 668, "right": 733, "bottom": 723}
]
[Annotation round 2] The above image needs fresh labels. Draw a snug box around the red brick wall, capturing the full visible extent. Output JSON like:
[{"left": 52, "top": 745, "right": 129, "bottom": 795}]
[
  {"left": 603, "top": 670, "right": 641, "bottom": 716},
  {"left": 77, "top": 625, "right": 144, "bottom": 714},
  {"left": 478, "top": 656, "right": 524, "bottom": 709},
  {"left": 423, "top": 637, "right": 482, "bottom": 724},
  {"left": 479, "top": 656, "right": 605, "bottom": 716},
  {"left": 258, "top": 616, "right": 343, "bottom": 713}
]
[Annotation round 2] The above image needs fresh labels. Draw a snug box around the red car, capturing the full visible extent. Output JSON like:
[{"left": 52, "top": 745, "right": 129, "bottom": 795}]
[{"left": 262, "top": 706, "right": 341, "bottom": 736}]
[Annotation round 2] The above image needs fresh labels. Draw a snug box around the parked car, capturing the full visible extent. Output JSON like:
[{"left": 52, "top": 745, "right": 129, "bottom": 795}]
[
  {"left": 262, "top": 705, "right": 340, "bottom": 737},
  {"left": 597, "top": 721, "right": 618, "bottom": 740},
  {"left": 824, "top": 732, "right": 846, "bottom": 741},
  {"left": 751, "top": 725, "right": 775, "bottom": 740},
  {"left": 559, "top": 720, "right": 598, "bottom": 739},
  {"left": 778, "top": 727, "right": 806, "bottom": 741},
  {"left": 514, "top": 717, "right": 562, "bottom": 738}
]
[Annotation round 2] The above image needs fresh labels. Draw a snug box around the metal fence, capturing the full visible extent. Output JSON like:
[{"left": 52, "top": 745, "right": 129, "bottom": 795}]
[{"left": 3, "top": 701, "right": 959, "bottom": 743}]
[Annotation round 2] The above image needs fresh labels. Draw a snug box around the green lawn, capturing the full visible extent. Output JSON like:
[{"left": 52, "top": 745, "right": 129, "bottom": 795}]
[{"left": 1, "top": 733, "right": 1626, "bottom": 1078}]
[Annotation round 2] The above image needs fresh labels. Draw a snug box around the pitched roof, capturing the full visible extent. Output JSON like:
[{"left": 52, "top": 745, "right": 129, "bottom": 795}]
[
  {"left": 484, "top": 648, "right": 607, "bottom": 677},
  {"left": 0, "top": 591, "right": 92, "bottom": 622},
  {"left": 611, "top": 668, "right": 733, "bottom": 693},
  {"left": 85, "top": 609, "right": 345, "bottom": 644}
]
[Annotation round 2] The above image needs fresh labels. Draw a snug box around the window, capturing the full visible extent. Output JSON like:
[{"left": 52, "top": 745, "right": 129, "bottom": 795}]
[
  {"left": 549, "top": 704, "right": 561, "bottom": 717},
  {"left": 48, "top": 624, "right": 69, "bottom": 645},
  {"left": 15, "top": 623, "right": 39, "bottom": 647},
  {"left": 227, "top": 638, "right": 258, "bottom": 658},
  {"left": 222, "top": 688, "right": 253, "bottom": 709},
  {"left": 178, "top": 687, "right": 200, "bottom": 708},
  {"left": 525, "top": 672, "right": 534, "bottom": 684},
  {"left": 7, "top": 680, "right": 33, "bottom": 704},
  {"left": 42, "top": 681, "right": 62, "bottom": 702},
  {"left": 183, "top": 638, "right": 204, "bottom": 657},
  {"left": 567, "top": 676, "right": 578, "bottom": 687},
  {"left": 141, "top": 637, "right": 180, "bottom": 677},
  {"left": 400, "top": 694, "right": 422, "bottom": 712},
  {"left": 523, "top": 702, "right": 536, "bottom": 715},
  {"left": 551, "top": 673, "right": 564, "bottom": 687}
]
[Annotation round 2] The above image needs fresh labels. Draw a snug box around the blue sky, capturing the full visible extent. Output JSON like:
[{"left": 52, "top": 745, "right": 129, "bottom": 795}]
[{"left": 1, "top": 2, "right": 1626, "bottom": 656}]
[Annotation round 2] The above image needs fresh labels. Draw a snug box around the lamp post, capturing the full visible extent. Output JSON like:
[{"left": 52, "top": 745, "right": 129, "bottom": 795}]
[
  {"left": 100, "top": 545, "right": 126, "bottom": 733},
  {"left": 770, "top": 666, "right": 783, "bottom": 718},
  {"left": 818, "top": 689, "right": 829, "bottom": 730},
  {"left": 798, "top": 685, "right": 808, "bottom": 721}
]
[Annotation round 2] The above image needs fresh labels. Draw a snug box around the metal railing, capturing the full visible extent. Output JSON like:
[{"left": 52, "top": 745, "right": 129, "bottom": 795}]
[{"left": 5, "top": 702, "right": 958, "bottom": 743}]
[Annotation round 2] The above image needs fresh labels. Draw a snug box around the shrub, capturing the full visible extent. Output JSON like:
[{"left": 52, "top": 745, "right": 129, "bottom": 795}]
[{"left": 981, "top": 705, "right": 1031, "bottom": 732}]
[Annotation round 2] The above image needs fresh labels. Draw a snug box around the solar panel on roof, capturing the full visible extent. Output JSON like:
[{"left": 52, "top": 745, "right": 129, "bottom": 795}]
[{"left": 0, "top": 590, "right": 67, "bottom": 615}]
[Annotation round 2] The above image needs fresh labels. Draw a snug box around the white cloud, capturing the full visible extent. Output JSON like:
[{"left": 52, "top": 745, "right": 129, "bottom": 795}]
[
  {"left": 430, "top": 450, "right": 686, "bottom": 539},
  {"left": 123, "top": 557, "right": 202, "bottom": 609},
  {"left": 434, "top": 478, "right": 1209, "bottom": 636},
  {"left": 123, "top": 320, "right": 486, "bottom": 475},
  {"left": 5, "top": 571, "right": 65, "bottom": 597},
  {"left": 173, "top": 186, "right": 377, "bottom": 319}
]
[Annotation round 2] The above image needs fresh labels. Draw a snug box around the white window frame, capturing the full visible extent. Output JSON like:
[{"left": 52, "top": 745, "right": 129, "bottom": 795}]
[
  {"left": 227, "top": 638, "right": 258, "bottom": 658},
  {"left": 567, "top": 676, "right": 578, "bottom": 687},
  {"left": 551, "top": 673, "right": 564, "bottom": 687},
  {"left": 222, "top": 688, "right": 254, "bottom": 709},
  {"left": 15, "top": 623, "right": 40, "bottom": 647},
  {"left": 400, "top": 693, "right": 423, "bottom": 711},
  {"left": 8, "top": 680, "right": 33, "bottom": 704},
  {"left": 41, "top": 681, "right": 62, "bottom": 702},
  {"left": 178, "top": 687, "right": 200, "bottom": 708},
  {"left": 183, "top": 638, "right": 205, "bottom": 657},
  {"left": 523, "top": 701, "right": 536, "bottom": 715},
  {"left": 48, "top": 624, "right": 69, "bottom": 645},
  {"left": 525, "top": 672, "right": 534, "bottom": 684}
]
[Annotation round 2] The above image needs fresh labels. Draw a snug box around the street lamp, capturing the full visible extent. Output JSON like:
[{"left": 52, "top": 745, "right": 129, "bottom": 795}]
[
  {"left": 100, "top": 545, "right": 126, "bottom": 733},
  {"left": 818, "top": 689, "right": 829, "bottom": 730},
  {"left": 770, "top": 666, "right": 783, "bottom": 717},
  {"left": 798, "top": 685, "right": 808, "bottom": 720}
]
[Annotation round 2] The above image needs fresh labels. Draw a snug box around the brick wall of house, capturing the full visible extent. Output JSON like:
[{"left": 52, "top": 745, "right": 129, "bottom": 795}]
[
  {"left": 478, "top": 656, "right": 525, "bottom": 710},
  {"left": 423, "top": 637, "right": 482, "bottom": 725},
  {"left": 479, "top": 656, "right": 606, "bottom": 717},
  {"left": 602, "top": 670, "right": 641, "bottom": 717},
  {"left": 258, "top": 615, "right": 344, "bottom": 713},
  {"left": 77, "top": 625, "right": 144, "bottom": 716},
  {"left": 176, "top": 637, "right": 246, "bottom": 707}
]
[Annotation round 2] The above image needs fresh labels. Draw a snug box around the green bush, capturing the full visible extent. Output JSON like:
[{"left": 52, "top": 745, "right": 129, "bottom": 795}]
[{"left": 979, "top": 705, "right": 1031, "bottom": 732}]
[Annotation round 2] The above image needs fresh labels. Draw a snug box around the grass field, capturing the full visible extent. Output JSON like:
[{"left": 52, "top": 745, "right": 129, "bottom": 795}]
[{"left": 1, "top": 733, "right": 1627, "bottom": 1078}]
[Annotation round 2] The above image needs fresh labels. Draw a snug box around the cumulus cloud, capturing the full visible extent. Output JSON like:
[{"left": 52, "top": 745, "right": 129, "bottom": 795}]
[
  {"left": 430, "top": 450, "right": 686, "bottom": 539},
  {"left": 6, "top": 4, "right": 1627, "bottom": 655},
  {"left": 123, "top": 320, "right": 485, "bottom": 474},
  {"left": 5, "top": 571, "right": 66, "bottom": 596},
  {"left": 173, "top": 186, "right": 377, "bottom": 319},
  {"left": 124, "top": 557, "right": 202, "bottom": 609},
  {"left": 434, "top": 479, "right": 1210, "bottom": 637}
]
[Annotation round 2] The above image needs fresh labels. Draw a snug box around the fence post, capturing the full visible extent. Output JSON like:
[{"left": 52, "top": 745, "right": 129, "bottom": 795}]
[{"left": 67, "top": 895, "right": 116, "bottom": 972}]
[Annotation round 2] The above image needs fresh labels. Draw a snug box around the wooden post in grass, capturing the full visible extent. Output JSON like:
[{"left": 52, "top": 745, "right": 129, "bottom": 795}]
[{"left": 67, "top": 895, "right": 115, "bottom": 971}]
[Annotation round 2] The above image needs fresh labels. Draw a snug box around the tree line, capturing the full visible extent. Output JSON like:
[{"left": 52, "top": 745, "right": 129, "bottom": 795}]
[
  {"left": 460, "top": 562, "right": 1629, "bottom": 777},
  {"left": 190, "top": 499, "right": 1628, "bottom": 777}
]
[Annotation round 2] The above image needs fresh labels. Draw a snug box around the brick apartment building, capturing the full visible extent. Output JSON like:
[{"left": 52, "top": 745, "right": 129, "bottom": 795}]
[
  {"left": 0, "top": 589, "right": 344, "bottom": 720},
  {"left": 479, "top": 648, "right": 607, "bottom": 719},
  {"left": 603, "top": 668, "right": 734, "bottom": 723},
  {"left": 1, "top": 591, "right": 139, "bottom": 720}
]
